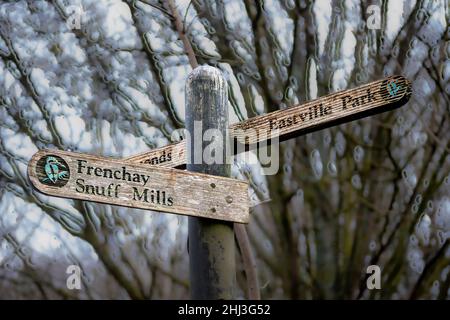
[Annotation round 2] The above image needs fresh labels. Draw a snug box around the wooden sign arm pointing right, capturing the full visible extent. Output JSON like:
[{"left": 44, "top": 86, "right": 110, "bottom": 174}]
[{"left": 126, "top": 75, "right": 411, "bottom": 168}]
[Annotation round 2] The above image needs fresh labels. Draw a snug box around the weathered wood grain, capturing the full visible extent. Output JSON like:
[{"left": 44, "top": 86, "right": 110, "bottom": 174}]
[
  {"left": 125, "top": 75, "right": 411, "bottom": 167},
  {"left": 231, "top": 75, "right": 412, "bottom": 146},
  {"left": 28, "top": 149, "right": 249, "bottom": 223},
  {"left": 185, "top": 65, "right": 235, "bottom": 299},
  {"left": 125, "top": 140, "right": 186, "bottom": 168}
]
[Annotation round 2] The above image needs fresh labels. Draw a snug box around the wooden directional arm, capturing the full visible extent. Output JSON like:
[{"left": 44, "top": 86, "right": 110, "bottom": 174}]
[
  {"left": 28, "top": 149, "right": 249, "bottom": 223},
  {"left": 125, "top": 139, "right": 187, "bottom": 168},
  {"left": 231, "top": 75, "right": 411, "bottom": 145},
  {"left": 125, "top": 75, "right": 412, "bottom": 168}
]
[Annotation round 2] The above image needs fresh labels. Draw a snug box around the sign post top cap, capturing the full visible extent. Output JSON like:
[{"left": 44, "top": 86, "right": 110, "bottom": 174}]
[{"left": 187, "top": 65, "right": 227, "bottom": 85}]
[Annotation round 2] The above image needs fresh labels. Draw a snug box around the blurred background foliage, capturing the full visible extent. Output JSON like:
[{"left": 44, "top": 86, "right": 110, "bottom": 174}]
[{"left": 0, "top": 0, "right": 449, "bottom": 299}]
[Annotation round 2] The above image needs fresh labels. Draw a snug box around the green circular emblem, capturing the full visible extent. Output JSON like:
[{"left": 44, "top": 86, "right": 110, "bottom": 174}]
[
  {"left": 381, "top": 77, "right": 402, "bottom": 99},
  {"left": 36, "top": 155, "right": 70, "bottom": 187}
]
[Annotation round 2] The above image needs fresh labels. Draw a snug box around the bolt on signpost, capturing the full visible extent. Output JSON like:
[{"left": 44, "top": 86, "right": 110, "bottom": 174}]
[{"left": 185, "top": 66, "right": 235, "bottom": 299}]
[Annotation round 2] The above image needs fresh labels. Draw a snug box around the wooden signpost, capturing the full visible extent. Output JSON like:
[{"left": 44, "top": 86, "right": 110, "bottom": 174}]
[
  {"left": 125, "top": 75, "right": 411, "bottom": 168},
  {"left": 27, "top": 149, "right": 249, "bottom": 223},
  {"left": 27, "top": 65, "right": 412, "bottom": 300}
]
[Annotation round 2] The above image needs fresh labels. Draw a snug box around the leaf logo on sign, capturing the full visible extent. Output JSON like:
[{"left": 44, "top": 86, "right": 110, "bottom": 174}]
[
  {"left": 387, "top": 80, "right": 401, "bottom": 97},
  {"left": 36, "top": 155, "right": 70, "bottom": 187}
]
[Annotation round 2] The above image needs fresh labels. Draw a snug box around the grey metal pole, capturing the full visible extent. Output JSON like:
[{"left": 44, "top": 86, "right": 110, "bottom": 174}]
[{"left": 186, "top": 65, "right": 235, "bottom": 299}]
